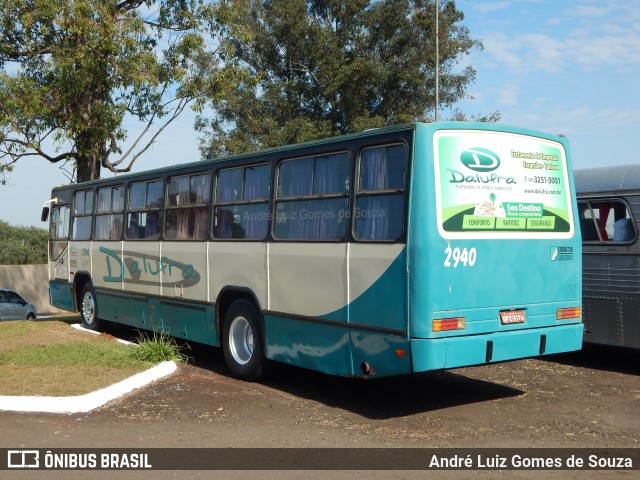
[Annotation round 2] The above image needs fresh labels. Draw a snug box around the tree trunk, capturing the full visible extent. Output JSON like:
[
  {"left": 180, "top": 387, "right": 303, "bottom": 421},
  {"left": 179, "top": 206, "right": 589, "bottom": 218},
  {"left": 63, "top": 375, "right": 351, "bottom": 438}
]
[
  {"left": 75, "top": 133, "right": 105, "bottom": 183},
  {"left": 75, "top": 155, "right": 101, "bottom": 183}
]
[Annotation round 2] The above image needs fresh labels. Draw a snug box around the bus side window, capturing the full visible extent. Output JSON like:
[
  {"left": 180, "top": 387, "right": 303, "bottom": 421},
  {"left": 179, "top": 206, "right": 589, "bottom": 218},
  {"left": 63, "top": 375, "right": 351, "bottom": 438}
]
[
  {"left": 95, "top": 186, "right": 124, "bottom": 240},
  {"left": 126, "top": 180, "right": 163, "bottom": 240},
  {"left": 578, "top": 201, "right": 599, "bottom": 241},
  {"left": 579, "top": 199, "right": 636, "bottom": 243},
  {"left": 50, "top": 205, "right": 70, "bottom": 239},
  {"left": 274, "top": 152, "right": 350, "bottom": 241},
  {"left": 166, "top": 173, "right": 211, "bottom": 240},
  {"left": 72, "top": 190, "right": 93, "bottom": 240},
  {"left": 214, "top": 164, "right": 271, "bottom": 240},
  {"left": 355, "top": 144, "right": 407, "bottom": 241}
]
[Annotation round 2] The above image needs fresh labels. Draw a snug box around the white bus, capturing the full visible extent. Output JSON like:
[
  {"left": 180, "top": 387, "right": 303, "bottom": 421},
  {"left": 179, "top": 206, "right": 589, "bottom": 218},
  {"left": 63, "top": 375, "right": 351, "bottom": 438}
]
[{"left": 43, "top": 122, "right": 583, "bottom": 380}]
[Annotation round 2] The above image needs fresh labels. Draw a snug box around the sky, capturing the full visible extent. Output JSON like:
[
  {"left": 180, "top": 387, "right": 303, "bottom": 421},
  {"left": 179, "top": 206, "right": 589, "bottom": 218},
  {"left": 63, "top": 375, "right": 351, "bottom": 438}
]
[{"left": 1, "top": 0, "right": 639, "bottom": 228}]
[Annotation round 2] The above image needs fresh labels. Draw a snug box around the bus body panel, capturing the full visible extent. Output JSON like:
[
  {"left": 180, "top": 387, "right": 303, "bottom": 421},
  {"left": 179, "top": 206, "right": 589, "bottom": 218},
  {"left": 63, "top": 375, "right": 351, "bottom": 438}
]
[
  {"left": 408, "top": 123, "right": 582, "bottom": 358},
  {"left": 575, "top": 164, "right": 640, "bottom": 349},
  {"left": 49, "top": 241, "right": 70, "bottom": 284},
  {"left": 345, "top": 245, "right": 409, "bottom": 377},
  {"left": 50, "top": 280, "right": 74, "bottom": 312},
  {"left": 209, "top": 242, "right": 268, "bottom": 308},
  {"left": 268, "top": 243, "right": 348, "bottom": 318},
  {"left": 411, "top": 323, "right": 583, "bottom": 371},
  {"left": 264, "top": 313, "right": 353, "bottom": 376},
  {"left": 346, "top": 244, "right": 407, "bottom": 331},
  {"left": 582, "top": 252, "right": 640, "bottom": 348},
  {"left": 264, "top": 243, "right": 409, "bottom": 377},
  {"left": 159, "top": 242, "right": 208, "bottom": 302}
]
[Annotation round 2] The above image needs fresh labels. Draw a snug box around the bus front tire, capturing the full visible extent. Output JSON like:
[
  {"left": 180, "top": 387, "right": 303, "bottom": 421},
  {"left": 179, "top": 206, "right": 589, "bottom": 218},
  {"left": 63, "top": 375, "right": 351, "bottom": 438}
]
[
  {"left": 80, "top": 283, "right": 102, "bottom": 331},
  {"left": 222, "top": 300, "right": 265, "bottom": 381}
]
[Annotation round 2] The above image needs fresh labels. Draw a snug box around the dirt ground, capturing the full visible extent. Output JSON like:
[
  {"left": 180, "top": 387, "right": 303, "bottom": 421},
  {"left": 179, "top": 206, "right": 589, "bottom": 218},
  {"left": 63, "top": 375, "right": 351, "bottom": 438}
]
[{"left": 0, "top": 337, "right": 638, "bottom": 479}]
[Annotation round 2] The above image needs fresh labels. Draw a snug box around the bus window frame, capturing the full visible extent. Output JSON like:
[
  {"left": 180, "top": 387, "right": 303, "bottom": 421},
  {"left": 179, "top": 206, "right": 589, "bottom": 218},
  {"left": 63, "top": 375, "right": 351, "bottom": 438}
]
[
  {"left": 578, "top": 197, "right": 637, "bottom": 244},
  {"left": 125, "top": 178, "right": 164, "bottom": 241},
  {"left": 213, "top": 163, "right": 272, "bottom": 241},
  {"left": 50, "top": 205, "right": 71, "bottom": 240},
  {"left": 352, "top": 142, "right": 409, "bottom": 243},
  {"left": 71, "top": 189, "right": 94, "bottom": 241},
  {"left": 273, "top": 151, "right": 352, "bottom": 242},
  {"left": 164, "top": 171, "right": 212, "bottom": 241},
  {"left": 94, "top": 185, "right": 125, "bottom": 241}
]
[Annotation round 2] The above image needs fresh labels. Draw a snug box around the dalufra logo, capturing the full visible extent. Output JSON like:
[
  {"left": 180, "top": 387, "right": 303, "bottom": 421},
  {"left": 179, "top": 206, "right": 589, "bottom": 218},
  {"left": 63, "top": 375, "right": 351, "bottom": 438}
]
[
  {"left": 460, "top": 148, "right": 501, "bottom": 172},
  {"left": 447, "top": 147, "right": 515, "bottom": 185}
]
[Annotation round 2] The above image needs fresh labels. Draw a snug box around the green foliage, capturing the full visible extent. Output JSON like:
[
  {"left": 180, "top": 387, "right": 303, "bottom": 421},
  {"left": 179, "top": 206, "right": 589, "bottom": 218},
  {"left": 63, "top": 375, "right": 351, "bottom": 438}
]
[
  {"left": 131, "top": 331, "right": 190, "bottom": 364},
  {"left": 0, "top": 220, "right": 48, "bottom": 265},
  {"left": 198, "top": 0, "right": 488, "bottom": 156},
  {"left": 0, "top": 0, "right": 216, "bottom": 182}
]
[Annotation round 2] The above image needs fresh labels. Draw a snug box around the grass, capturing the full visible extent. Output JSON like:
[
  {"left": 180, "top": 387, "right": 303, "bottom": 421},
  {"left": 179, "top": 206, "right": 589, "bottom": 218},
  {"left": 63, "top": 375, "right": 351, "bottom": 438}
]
[
  {"left": 0, "top": 316, "right": 161, "bottom": 397},
  {"left": 133, "top": 330, "right": 191, "bottom": 364}
]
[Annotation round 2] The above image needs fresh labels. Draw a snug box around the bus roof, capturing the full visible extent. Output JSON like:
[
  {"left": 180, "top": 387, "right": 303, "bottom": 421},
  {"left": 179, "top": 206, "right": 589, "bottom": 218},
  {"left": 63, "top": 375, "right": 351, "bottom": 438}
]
[
  {"left": 49, "top": 121, "right": 568, "bottom": 191},
  {"left": 574, "top": 164, "right": 640, "bottom": 195},
  {"left": 50, "top": 123, "right": 418, "bottom": 191}
]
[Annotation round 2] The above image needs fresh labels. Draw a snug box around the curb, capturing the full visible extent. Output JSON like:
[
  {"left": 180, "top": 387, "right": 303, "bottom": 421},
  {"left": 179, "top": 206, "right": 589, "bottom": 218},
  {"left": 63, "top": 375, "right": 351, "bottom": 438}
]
[
  {"left": 0, "top": 323, "right": 178, "bottom": 414},
  {"left": 0, "top": 361, "right": 177, "bottom": 414}
]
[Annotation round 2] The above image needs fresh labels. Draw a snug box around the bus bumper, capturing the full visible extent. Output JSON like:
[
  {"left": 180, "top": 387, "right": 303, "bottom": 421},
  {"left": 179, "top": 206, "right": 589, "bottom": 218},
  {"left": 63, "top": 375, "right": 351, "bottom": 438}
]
[{"left": 410, "top": 323, "right": 583, "bottom": 372}]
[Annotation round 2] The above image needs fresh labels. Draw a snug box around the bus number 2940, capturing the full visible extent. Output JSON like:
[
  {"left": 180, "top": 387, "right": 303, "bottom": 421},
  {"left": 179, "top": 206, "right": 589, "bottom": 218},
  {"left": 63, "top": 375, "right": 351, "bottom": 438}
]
[{"left": 444, "top": 246, "right": 477, "bottom": 268}]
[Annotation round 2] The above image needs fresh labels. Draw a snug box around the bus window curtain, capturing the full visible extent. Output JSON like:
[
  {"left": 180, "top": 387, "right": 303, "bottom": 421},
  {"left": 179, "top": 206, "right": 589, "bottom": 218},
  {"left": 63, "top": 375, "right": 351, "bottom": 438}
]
[
  {"left": 284, "top": 160, "right": 311, "bottom": 239},
  {"left": 192, "top": 179, "right": 210, "bottom": 239},
  {"left": 314, "top": 155, "right": 343, "bottom": 194},
  {"left": 359, "top": 148, "right": 389, "bottom": 240},
  {"left": 598, "top": 206, "right": 610, "bottom": 240},
  {"left": 216, "top": 208, "right": 234, "bottom": 238},
  {"left": 145, "top": 211, "right": 161, "bottom": 239},
  {"left": 216, "top": 179, "right": 236, "bottom": 238},
  {"left": 176, "top": 209, "right": 190, "bottom": 239},
  {"left": 96, "top": 190, "right": 112, "bottom": 239},
  {"left": 96, "top": 215, "right": 110, "bottom": 239},
  {"left": 193, "top": 207, "right": 208, "bottom": 239},
  {"left": 244, "top": 166, "right": 270, "bottom": 239},
  {"left": 245, "top": 166, "right": 270, "bottom": 200},
  {"left": 244, "top": 204, "right": 268, "bottom": 239}
]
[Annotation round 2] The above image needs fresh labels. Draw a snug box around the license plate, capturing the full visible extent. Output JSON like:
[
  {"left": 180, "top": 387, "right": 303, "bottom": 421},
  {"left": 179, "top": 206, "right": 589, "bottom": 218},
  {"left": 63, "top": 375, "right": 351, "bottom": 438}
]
[{"left": 500, "top": 309, "right": 526, "bottom": 325}]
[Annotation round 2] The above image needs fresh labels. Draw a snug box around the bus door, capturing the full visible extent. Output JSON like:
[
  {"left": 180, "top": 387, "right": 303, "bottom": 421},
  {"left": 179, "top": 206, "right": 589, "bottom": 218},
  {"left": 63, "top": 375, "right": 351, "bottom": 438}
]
[{"left": 48, "top": 203, "right": 74, "bottom": 311}]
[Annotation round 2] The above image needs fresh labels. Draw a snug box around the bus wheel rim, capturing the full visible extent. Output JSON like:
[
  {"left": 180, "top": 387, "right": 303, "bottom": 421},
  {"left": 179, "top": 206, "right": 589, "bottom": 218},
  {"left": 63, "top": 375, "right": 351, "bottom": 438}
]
[
  {"left": 229, "top": 316, "right": 253, "bottom": 365},
  {"left": 82, "top": 292, "right": 95, "bottom": 324}
]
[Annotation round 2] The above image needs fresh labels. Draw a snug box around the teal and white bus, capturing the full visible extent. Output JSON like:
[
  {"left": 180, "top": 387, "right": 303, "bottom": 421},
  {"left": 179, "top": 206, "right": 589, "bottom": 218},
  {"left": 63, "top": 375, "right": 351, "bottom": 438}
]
[{"left": 42, "top": 122, "right": 583, "bottom": 380}]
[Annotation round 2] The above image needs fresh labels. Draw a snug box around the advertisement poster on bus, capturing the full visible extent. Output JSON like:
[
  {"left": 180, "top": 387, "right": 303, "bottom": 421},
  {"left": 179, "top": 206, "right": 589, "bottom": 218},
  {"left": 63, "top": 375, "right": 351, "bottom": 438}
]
[{"left": 433, "top": 129, "right": 574, "bottom": 239}]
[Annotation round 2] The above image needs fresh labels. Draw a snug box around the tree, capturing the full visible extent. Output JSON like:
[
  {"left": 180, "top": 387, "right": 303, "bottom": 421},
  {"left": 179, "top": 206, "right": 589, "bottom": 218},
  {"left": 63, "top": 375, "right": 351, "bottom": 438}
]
[
  {"left": 198, "top": 0, "right": 487, "bottom": 157},
  {"left": 0, "top": 220, "right": 48, "bottom": 265},
  {"left": 0, "top": 0, "right": 218, "bottom": 182}
]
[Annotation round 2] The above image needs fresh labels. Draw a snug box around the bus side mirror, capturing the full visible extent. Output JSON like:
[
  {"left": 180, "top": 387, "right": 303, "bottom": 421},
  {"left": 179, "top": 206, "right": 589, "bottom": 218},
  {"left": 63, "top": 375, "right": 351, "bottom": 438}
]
[{"left": 41, "top": 207, "right": 50, "bottom": 222}]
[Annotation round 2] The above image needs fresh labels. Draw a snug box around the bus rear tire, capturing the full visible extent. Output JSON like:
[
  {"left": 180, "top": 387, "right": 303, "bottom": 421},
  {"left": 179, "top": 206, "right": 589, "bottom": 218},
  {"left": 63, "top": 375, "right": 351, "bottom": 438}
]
[
  {"left": 80, "top": 283, "right": 102, "bottom": 331},
  {"left": 222, "top": 299, "right": 265, "bottom": 381}
]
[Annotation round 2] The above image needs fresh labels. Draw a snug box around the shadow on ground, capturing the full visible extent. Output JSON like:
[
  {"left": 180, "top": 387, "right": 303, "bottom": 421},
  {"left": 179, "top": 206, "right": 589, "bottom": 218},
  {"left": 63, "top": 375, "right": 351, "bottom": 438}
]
[
  {"left": 543, "top": 343, "right": 640, "bottom": 376},
  {"left": 97, "top": 321, "right": 523, "bottom": 420}
]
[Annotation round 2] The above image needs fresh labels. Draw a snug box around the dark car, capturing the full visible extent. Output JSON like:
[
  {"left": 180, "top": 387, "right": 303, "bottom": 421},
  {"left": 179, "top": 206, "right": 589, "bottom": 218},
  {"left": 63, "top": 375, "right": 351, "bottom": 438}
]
[{"left": 0, "top": 289, "right": 37, "bottom": 321}]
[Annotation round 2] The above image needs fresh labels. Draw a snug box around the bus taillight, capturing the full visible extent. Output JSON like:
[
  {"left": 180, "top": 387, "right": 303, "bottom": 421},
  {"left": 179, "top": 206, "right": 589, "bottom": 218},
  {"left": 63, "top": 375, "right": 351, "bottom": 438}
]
[
  {"left": 556, "top": 307, "right": 581, "bottom": 320},
  {"left": 432, "top": 317, "right": 466, "bottom": 332}
]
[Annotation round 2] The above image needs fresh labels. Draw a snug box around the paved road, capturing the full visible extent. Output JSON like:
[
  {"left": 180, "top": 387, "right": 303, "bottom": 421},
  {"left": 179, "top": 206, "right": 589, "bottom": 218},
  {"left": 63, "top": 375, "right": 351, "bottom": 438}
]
[{"left": 0, "top": 338, "right": 638, "bottom": 480}]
